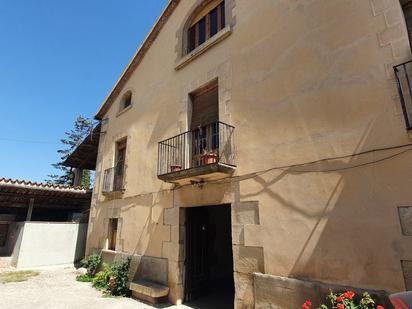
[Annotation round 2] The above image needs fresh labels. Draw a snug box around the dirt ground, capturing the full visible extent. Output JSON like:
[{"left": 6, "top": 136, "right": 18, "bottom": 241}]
[{"left": 0, "top": 267, "right": 190, "bottom": 309}]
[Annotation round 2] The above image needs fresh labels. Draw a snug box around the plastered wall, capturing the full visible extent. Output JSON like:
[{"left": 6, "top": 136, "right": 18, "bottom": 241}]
[
  {"left": 86, "top": 0, "right": 412, "bottom": 305},
  {"left": 15, "top": 222, "right": 87, "bottom": 268}
]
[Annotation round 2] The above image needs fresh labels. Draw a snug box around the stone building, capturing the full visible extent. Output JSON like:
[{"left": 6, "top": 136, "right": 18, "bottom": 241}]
[
  {"left": 74, "top": 0, "right": 412, "bottom": 307},
  {"left": 0, "top": 178, "right": 90, "bottom": 268}
]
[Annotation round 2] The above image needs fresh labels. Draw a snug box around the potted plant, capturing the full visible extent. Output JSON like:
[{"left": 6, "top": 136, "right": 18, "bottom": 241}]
[
  {"left": 170, "top": 164, "right": 182, "bottom": 172},
  {"left": 201, "top": 150, "right": 218, "bottom": 165}
]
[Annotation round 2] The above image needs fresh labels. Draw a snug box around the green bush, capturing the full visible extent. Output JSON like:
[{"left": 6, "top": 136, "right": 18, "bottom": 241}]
[
  {"left": 77, "top": 255, "right": 131, "bottom": 297},
  {"left": 80, "top": 254, "right": 102, "bottom": 276},
  {"left": 109, "top": 257, "right": 131, "bottom": 296},
  {"left": 92, "top": 263, "right": 111, "bottom": 291},
  {"left": 90, "top": 257, "right": 131, "bottom": 296},
  {"left": 76, "top": 274, "right": 93, "bottom": 282}
]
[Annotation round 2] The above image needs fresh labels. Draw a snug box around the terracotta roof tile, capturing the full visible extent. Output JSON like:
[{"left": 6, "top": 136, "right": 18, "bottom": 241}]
[{"left": 0, "top": 177, "right": 88, "bottom": 192}]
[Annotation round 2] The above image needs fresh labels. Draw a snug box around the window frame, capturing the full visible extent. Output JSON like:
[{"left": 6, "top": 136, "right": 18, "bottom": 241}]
[
  {"left": 113, "top": 138, "right": 127, "bottom": 192},
  {"left": 117, "top": 91, "right": 133, "bottom": 116},
  {"left": 187, "top": 1, "right": 226, "bottom": 54},
  {"left": 176, "top": 0, "right": 232, "bottom": 70},
  {"left": 108, "top": 218, "right": 118, "bottom": 251}
]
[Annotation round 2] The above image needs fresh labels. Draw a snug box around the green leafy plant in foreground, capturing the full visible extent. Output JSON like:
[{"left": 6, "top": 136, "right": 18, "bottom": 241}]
[
  {"left": 80, "top": 254, "right": 102, "bottom": 276},
  {"left": 91, "top": 257, "right": 131, "bottom": 296},
  {"left": 108, "top": 257, "right": 131, "bottom": 296},
  {"left": 75, "top": 274, "right": 93, "bottom": 282},
  {"left": 77, "top": 255, "right": 131, "bottom": 297},
  {"left": 92, "top": 263, "right": 111, "bottom": 291}
]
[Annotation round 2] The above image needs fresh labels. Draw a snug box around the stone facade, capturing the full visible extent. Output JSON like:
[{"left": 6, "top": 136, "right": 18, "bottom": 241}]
[
  {"left": 86, "top": 0, "right": 412, "bottom": 307},
  {"left": 253, "top": 274, "right": 391, "bottom": 309}
]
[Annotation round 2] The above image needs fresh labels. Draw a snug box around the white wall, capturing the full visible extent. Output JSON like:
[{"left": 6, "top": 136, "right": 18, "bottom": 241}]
[{"left": 15, "top": 222, "right": 87, "bottom": 268}]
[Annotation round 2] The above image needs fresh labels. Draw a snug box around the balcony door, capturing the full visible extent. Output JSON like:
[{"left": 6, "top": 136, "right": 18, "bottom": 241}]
[
  {"left": 190, "top": 84, "right": 219, "bottom": 167},
  {"left": 114, "top": 139, "right": 126, "bottom": 191}
]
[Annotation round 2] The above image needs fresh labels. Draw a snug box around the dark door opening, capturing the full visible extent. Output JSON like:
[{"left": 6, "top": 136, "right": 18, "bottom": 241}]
[{"left": 185, "top": 205, "right": 234, "bottom": 308}]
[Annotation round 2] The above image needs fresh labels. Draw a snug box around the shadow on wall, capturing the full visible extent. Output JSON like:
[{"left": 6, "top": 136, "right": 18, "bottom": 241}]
[
  {"left": 0, "top": 222, "right": 24, "bottom": 258},
  {"left": 74, "top": 222, "right": 88, "bottom": 263},
  {"left": 238, "top": 117, "right": 412, "bottom": 294},
  {"left": 87, "top": 189, "right": 169, "bottom": 257}
]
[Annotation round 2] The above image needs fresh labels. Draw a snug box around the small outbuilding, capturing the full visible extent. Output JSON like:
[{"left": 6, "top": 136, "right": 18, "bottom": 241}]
[{"left": 0, "top": 178, "right": 91, "bottom": 268}]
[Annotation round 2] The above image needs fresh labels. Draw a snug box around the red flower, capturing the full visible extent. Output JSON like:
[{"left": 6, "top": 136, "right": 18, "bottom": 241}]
[
  {"left": 302, "top": 300, "right": 312, "bottom": 309},
  {"left": 376, "top": 306, "right": 384, "bottom": 309},
  {"left": 338, "top": 304, "right": 344, "bottom": 309},
  {"left": 336, "top": 296, "right": 343, "bottom": 303},
  {"left": 343, "top": 291, "right": 355, "bottom": 300}
]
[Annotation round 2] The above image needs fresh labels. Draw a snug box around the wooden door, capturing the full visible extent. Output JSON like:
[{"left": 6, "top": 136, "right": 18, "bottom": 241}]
[
  {"left": 190, "top": 85, "right": 218, "bottom": 130},
  {"left": 185, "top": 207, "right": 211, "bottom": 302},
  {"left": 190, "top": 85, "right": 219, "bottom": 167},
  {"left": 114, "top": 139, "right": 126, "bottom": 191}
]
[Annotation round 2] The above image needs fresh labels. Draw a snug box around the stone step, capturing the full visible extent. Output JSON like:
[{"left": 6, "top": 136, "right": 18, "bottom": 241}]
[{"left": 129, "top": 279, "right": 169, "bottom": 304}]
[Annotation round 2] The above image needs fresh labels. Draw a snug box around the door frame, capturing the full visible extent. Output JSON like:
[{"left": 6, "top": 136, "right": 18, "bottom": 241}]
[{"left": 183, "top": 204, "right": 234, "bottom": 303}]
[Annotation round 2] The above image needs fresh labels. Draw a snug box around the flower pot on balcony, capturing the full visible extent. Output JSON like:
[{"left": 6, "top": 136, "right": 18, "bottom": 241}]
[
  {"left": 202, "top": 153, "right": 217, "bottom": 165},
  {"left": 170, "top": 165, "right": 182, "bottom": 172}
]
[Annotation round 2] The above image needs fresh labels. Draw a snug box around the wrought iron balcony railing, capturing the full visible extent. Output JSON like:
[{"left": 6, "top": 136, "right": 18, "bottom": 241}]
[
  {"left": 394, "top": 60, "right": 412, "bottom": 130},
  {"left": 102, "top": 164, "right": 125, "bottom": 194},
  {"left": 157, "top": 121, "right": 235, "bottom": 180}
]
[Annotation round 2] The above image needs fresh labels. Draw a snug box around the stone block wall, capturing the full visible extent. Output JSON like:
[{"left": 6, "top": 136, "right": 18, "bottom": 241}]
[
  {"left": 232, "top": 201, "right": 264, "bottom": 309},
  {"left": 253, "top": 273, "right": 391, "bottom": 309},
  {"left": 162, "top": 206, "right": 185, "bottom": 304}
]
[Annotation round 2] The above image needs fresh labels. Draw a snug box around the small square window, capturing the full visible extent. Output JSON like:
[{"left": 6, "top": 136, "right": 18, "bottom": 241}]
[{"left": 119, "top": 91, "right": 132, "bottom": 113}]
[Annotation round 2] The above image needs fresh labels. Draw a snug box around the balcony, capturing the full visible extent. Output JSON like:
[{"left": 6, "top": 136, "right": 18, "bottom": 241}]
[
  {"left": 157, "top": 121, "right": 236, "bottom": 183},
  {"left": 394, "top": 60, "right": 412, "bottom": 130},
  {"left": 102, "top": 165, "right": 125, "bottom": 195}
]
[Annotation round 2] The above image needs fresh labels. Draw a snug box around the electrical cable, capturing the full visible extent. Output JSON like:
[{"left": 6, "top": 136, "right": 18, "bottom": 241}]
[
  {"left": 0, "top": 137, "right": 62, "bottom": 145},
  {"left": 111, "top": 142, "right": 412, "bottom": 199}
]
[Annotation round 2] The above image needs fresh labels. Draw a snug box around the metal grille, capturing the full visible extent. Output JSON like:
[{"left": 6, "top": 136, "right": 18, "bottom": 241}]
[
  {"left": 102, "top": 164, "right": 125, "bottom": 194},
  {"left": 394, "top": 60, "right": 412, "bottom": 130},
  {"left": 158, "top": 121, "right": 235, "bottom": 176}
]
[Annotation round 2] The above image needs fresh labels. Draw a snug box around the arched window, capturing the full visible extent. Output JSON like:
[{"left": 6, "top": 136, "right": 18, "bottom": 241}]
[
  {"left": 187, "top": 0, "right": 225, "bottom": 53},
  {"left": 120, "top": 91, "right": 132, "bottom": 111}
]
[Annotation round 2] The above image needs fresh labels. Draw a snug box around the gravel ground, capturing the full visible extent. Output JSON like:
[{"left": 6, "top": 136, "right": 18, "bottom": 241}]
[{"left": 0, "top": 267, "right": 189, "bottom": 309}]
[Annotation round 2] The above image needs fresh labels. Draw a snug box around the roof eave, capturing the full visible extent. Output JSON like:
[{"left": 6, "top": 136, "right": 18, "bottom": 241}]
[{"left": 95, "top": 0, "right": 180, "bottom": 120}]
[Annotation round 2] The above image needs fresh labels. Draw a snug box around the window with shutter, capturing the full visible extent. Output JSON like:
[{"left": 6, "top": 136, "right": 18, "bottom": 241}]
[
  {"left": 114, "top": 139, "right": 126, "bottom": 191},
  {"left": 108, "top": 218, "right": 118, "bottom": 251},
  {"left": 190, "top": 83, "right": 219, "bottom": 167}
]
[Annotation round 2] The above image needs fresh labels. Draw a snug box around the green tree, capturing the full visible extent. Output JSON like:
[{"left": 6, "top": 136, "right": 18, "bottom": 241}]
[{"left": 46, "top": 116, "right": 93, "bottom": 187}]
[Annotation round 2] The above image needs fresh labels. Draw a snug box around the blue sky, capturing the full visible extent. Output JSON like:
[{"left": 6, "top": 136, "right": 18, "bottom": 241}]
[{"left": 0, "top": 0, "right": 168, "bottom": 182}]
